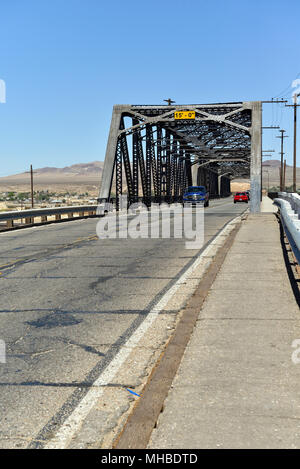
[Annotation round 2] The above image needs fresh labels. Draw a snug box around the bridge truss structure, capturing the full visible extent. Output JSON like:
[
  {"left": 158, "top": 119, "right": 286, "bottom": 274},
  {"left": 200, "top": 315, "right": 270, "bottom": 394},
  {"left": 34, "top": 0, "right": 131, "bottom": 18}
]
[{"left": 98, "top": 102, "right": 262, "bottom": 212}]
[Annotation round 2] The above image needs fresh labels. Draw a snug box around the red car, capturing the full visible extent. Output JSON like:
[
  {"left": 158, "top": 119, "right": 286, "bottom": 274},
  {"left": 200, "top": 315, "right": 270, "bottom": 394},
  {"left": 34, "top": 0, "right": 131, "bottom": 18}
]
[{"left": 234, "top": 192, "right": 248, "bottom": 203}]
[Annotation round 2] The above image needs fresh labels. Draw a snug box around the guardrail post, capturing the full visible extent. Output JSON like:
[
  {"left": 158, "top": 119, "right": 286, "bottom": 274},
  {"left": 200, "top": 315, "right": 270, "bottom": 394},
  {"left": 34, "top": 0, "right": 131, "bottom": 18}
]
[
  {"left": 6, "top": 220, "right": 13, "bottom": 228},
  {"left": 68, "top": 213, "right": 74, "bottom": 219},
  {"left": 41, "top": 215, "right": 47, "bottom": 222},
  {"left": 55, "top": 214, "right": 61, "bottom": 221},
  {"left": 296, "top": 200, "right": 300, "bottom": 219}
]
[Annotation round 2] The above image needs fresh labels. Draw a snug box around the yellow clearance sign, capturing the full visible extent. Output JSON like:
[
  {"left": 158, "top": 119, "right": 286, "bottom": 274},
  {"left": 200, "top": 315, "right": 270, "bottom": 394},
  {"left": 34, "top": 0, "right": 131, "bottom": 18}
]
[{"left": 174, "top": 111, "right": 195, "bottom": 120}]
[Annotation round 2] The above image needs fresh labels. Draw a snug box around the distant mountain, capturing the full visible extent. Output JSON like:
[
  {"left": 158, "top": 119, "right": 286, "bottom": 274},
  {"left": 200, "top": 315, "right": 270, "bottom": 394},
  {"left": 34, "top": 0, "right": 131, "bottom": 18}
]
[
  {"left": 262, "top": 159, "right": 291, "bottom": 168},
  {"left": 261, "top": 159, "right": 300, "bottom": 188},
  {"left": 29, "top": 161, "right": 104, "bottom": 176},
  {"left": 0, "top": 161, "right": 104, "bottom": 182}
]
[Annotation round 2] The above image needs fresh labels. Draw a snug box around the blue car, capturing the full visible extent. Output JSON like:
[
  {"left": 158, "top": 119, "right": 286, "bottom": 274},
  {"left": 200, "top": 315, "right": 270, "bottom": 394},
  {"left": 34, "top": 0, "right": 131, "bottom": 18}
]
[{"left": 183, "top": 186, "right": 209, "bottom": 207}]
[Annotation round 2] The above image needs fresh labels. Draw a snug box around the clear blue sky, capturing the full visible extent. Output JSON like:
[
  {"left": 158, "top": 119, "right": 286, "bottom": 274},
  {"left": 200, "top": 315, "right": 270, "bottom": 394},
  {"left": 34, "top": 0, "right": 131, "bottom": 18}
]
[{"left": 0, "top": 0, "right": 300, "bottom": 176}]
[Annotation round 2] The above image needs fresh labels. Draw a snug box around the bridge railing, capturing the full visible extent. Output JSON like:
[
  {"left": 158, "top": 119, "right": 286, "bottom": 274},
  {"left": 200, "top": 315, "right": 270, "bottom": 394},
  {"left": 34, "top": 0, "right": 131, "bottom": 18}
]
[
  {"left": 0, "top": 205, "right": 98, "bottom": 229},
  {"left": 278, "top": 192, "right": 300, "bottom": 218},
  {"left": 274, "top": 192, "right": 300, "bottom": 264}
]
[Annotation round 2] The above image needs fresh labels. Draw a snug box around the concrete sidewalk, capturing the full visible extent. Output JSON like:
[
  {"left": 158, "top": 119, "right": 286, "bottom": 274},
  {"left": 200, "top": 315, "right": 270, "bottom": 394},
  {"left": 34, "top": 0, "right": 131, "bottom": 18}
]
[
  {"left": 148, "top": 213, "right": 300, "bottom": 449},
  {"left": 261, "top": 195, "right": 277, "bottom": 213}
]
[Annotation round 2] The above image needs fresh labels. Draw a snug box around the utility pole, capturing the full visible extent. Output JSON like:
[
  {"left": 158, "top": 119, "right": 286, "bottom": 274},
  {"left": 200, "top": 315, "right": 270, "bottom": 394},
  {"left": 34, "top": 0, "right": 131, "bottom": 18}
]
[
  {"left": 30, "top": 164, "right": 34, "bottom": 208},
  {"left": 286, "top": 93, "right": 300, "bottom": 192},
  {"left": 279, "top": 167, "right": 281, "bottom": 189},
  {"left": 163, "top": 98, "right": 176, "bottom": 106},
  {"left": 283, "top": 159, "right": 287, "bottom": 191},
  {"left": 261, "top": 126, "right": 280, "bottom": 200},
  {"left": 262, "top": 157, "right": 272, "bottom": 192},
  {"left": 263, "top": 169, "right": 270, "bottom": 191},
  {"left": 276, "top": 130, "right": 288, "bottom": 191}
]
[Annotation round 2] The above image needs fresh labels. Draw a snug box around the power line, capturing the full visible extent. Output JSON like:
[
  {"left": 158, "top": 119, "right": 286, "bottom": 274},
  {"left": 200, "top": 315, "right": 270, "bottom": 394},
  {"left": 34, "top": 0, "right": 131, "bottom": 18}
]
[{"left": 272, "top": 72, "right": 300, "bottom": 99}]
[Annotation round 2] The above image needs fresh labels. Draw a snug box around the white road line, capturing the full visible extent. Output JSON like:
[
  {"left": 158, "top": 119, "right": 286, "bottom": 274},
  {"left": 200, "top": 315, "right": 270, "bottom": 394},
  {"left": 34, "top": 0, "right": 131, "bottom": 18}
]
[{"left": 43, "top": 214, "right": 241, "bottom": 449}]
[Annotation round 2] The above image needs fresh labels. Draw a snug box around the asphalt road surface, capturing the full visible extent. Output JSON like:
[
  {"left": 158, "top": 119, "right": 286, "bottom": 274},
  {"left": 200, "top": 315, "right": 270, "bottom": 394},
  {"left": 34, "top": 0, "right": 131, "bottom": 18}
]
[{"left": 0, "top": 198, "right": 247, "bottom": 448}]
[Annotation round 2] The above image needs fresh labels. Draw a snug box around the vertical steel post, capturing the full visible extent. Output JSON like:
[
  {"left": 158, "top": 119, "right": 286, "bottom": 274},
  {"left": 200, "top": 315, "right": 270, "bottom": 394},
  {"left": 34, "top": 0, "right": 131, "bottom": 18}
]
[
  {"left": 166, "top": 129, "right": 171, "bottom": 200},
  {"left": 250, "top": 101, "right": 262, "bottom": 213},
  {"left": 185, "top": 154, "right": 192, "bottom": 188},
  {"left": 157, "top": 125, "right": 162, "bottom": 199},
  {"left": 115, "top": 139, "right": 122, "bottom": 211},
  {"left": 161, "top": 129, "right": 167, "bottom": 197},
  {"left": 137, "top": 132, "right": 147, "bottom": 201},
  {"left": 146, "top": 125, "right": 152, "bottom": 206},
  {"left": 98, "top": 106, "right": 122, "bottom": 203},
  {"left": 150, "top": 130, "right": 158, "bottom": 199},
  {"left": 120, "top": 118, "right": 133, "bottom": 206},
  {"left": 132, "top": 120, "right": 139, "bottom": 204}
]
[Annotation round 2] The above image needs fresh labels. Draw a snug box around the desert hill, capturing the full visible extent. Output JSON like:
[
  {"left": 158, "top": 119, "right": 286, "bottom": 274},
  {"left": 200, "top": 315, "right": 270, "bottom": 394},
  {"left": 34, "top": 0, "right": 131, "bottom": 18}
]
[
  {"left": 0, "top": 161, "right": 104, "bottom": 182},
  {"left": 0, "top": 161, "right": 104, "bottom": 197}
]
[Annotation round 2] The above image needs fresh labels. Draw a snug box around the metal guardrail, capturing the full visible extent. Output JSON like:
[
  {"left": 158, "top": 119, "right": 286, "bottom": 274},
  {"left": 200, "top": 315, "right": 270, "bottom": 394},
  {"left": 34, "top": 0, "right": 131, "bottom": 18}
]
[
  {"left": 277, "top": 192, "right": 300, "bottom": 218},
  {"left": 274, "top": 193, "right": 300, "bottom": 264},
  {"left": 0, "top": 205, "right": 98, "bottom": 229}
]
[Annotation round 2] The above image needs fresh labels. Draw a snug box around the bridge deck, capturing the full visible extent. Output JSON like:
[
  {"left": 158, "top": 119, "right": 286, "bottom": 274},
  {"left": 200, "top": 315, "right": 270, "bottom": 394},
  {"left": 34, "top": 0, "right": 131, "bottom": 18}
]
[
  {"left": 149, "top": 210, "right": 300, "bottom": 449},
  {"left": 0, "top": 198, "right": 246, "bottom": 448}
]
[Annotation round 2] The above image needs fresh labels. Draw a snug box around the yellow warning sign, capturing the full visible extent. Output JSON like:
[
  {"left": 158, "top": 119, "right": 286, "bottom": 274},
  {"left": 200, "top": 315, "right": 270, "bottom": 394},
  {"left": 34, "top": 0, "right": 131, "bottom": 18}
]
[{"left": 174, "top": 111, "right": 196, "bottom": 120}]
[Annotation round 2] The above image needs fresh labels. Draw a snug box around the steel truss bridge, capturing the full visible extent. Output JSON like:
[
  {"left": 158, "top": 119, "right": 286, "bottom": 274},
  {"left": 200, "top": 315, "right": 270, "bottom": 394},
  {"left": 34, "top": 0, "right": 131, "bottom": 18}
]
[{"left": 98, "top": 102, "right": 262, "bottom": 212}]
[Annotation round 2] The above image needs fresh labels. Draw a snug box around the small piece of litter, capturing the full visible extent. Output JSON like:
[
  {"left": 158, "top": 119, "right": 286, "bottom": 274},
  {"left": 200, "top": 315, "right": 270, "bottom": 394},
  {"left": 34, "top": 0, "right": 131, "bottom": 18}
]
[{"left": 126, "top": 388, "right": 141, "bottom": 397}]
